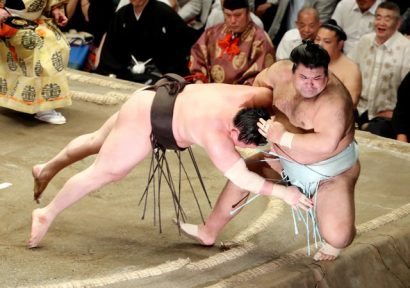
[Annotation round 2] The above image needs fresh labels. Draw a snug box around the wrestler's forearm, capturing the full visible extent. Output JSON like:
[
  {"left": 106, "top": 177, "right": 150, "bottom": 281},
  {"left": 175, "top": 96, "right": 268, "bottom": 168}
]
[
  {"left": 278, "top": 132, "right": 341, "bottom": 163},
  {"left": 224, "top": 158, "right": 281, "bottom": 198},
  {"left": 296, "top": 132, "right": 339, "bottom": 154}
]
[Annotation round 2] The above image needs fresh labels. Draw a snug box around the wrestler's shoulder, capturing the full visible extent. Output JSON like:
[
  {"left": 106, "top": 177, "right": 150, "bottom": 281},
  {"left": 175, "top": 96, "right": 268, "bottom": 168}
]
[
  {"left": 270, "top": 59, "right": 292, "bottom": 71},
  {"left": 321, "top": 83, "right": 353, "bottom": 110}
]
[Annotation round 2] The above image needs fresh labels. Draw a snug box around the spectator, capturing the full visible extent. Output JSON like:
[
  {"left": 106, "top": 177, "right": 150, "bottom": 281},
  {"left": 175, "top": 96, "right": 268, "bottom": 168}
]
[
  {"left": 65, "top": 0, "right": 116, "bottom": 47},
  {"left": 255, "top": 0, "right": 338, "bottom": 47},
  {"left": 349, "top": 1, "right": 410, "bottom": 138},
  {"left": 62, "top": 0, "right": 116, "bottom": 70},
  {"left": 189, "top": 0, "right": 274, "bottom": 85},
  {"left": 276, "top": 6, "right": 320, "bottom": 60},
  {"left": 178, "top": 0, "right": 213, "bottom": 32},
  {"left": 0, "top": 0, "right": 71, "bottom": 124},
  {"left": 286, "top": 0, "right": 337, "bottom": 29},
  {"left": 392, "top": 71, "right": 410, "bottom": 142},
  {"left": 96, "top": 0, "right": 196, "bottom": 84},
  {"left": 314, "top": 19, "right": 362, "bottom": 107},
  {"left": 332, "top": 0, "right": 383, "bottom": 54},
  {"left": 206, "top": 0, "right": 264, "bottom": 29}
]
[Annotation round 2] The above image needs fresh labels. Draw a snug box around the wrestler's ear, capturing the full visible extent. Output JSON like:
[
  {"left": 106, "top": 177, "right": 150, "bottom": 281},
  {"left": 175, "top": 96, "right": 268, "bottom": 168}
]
[
  {"left": 337, "top": 40, "right": 344, "bottom": 52},
  {"left": 230, "top": 128, "right": 240, "bottom": 144}
]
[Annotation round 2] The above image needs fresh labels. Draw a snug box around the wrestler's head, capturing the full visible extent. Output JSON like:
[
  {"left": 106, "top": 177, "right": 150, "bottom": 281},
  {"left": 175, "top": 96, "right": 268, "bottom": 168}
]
[
  {"left": 290, "top": 40, "right": 330, "bottom": 99},
  {"left": 233, "top": 107, "right": 270, "bottom": 146},
  {"left": 315, "top": 19, "right": 347, "bottom": 57},
  {"left": 222, "top": 0, "right": 250, "bottom": 34}
]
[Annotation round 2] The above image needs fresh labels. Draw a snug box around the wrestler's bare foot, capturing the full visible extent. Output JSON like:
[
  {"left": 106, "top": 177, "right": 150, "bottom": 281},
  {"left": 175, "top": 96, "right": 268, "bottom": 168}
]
[
  {"left": 28, "top": 208, "right": 54, "bottom": 248},
  {"left": 173, "top": 219, "right": 215, "bottom": 246},
  {"left": 32, "top": 164, "right": 53, "bottom": 203},
  {"left": 313, "top": 243, "right": 341, "bottom": 261}
]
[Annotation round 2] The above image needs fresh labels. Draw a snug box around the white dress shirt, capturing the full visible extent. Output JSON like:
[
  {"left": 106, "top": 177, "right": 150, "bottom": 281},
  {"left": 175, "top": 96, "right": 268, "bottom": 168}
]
[
  {"left": 332, "top": 0, "right": 383, "bottom": 54},
  {"left": 348, "top": 31, "right": 410, "bottom": 119},
  {"left": 275, "top": 28, "right": 301, "bottom": 60}
]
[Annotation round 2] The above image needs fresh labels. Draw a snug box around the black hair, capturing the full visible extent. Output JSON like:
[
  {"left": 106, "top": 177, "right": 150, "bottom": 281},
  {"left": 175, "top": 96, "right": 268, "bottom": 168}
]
[
  {"left": 233, "top": 107, "right": 270, "bottom": 146},
  {"left": 290, "top": 40, "right": 330, "bottom": 76},
  {"left": 321, "top": 19, "right": 347, "bottom": 41},
  {"left": 377, "top": 1, "right": 401, "bottom": 20},
  {"left": 223, "top": 0, "right": 249, "bottom": 10}
]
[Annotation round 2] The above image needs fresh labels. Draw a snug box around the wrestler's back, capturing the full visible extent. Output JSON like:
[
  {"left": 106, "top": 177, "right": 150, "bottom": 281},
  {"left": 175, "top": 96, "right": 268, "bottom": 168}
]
[{"left": 172, "top": 83, "right": 272, "bottom": 148}]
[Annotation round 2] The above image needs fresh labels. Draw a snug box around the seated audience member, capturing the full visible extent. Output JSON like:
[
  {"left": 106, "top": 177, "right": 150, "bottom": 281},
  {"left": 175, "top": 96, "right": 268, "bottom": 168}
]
[
  {"left": 0, "top": 0, "right": 71, "bottom": 124},
  {"left": 189, "top": 0, "right": 274, "bottom": 85},
  {"left": 62, "top": 0, "right": 116, "bottom": 70},
  {"left": 348, "top": 1, "right": 410, "bottom": 139},
  {"left": 289, "top": 0, "right": 336, "bottom": 30},
  {"left": 178, "top": 0, "right": 213, "bottom": 32},
  {"left": 276, "top": 6, "right": 320, "bottom": 60},
  {"left": 314, "top": 19, "right": 361, "bottom": 107},
  {"left": 332, "top": 0, "right": 383, "bottom": 54},
  {"left": 392, "top": 71, "right": 410, "bottom": 143},
  {"left": 255, "top": 0, "right": 337, "bottom": 48},
  {"left": 206, "top": 0, "right": 264, "bottom": 29},
  {"left": 96, "top": 0, "right": 196, "bottom": 84}
]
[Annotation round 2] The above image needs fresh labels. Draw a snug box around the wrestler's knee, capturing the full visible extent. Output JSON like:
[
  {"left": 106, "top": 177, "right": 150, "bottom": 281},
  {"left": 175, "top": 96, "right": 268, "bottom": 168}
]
[
  {"left": 94, "top": 164, "right": 131, "bottom": 183},
  {"left": 89, "top": 132, "right": 106, "bottom": 153},
  {"left": 322, "top": 225, "right": 356, "bottom": 249}
]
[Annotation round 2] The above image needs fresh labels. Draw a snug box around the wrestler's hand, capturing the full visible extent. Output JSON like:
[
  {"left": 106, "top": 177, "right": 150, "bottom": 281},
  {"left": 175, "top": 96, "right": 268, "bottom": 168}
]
[
  {"left": 51, "top": 7, "right": 68, "bottom": 27},
  {"left": 282, "top": 186, "right": 314, "bottom": 211},
  {"left": 257, "top": 117, "right": 286, "bottom": 144}
]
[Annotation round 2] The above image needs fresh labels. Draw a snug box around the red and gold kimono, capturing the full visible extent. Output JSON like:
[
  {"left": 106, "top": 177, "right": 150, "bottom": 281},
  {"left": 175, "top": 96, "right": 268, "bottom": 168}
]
[
  {"left": 0, "top": 0, "right": 71, "bottom": 114},
  {"left": 189, "top": 21, "right": 274, "bottom": 85}
]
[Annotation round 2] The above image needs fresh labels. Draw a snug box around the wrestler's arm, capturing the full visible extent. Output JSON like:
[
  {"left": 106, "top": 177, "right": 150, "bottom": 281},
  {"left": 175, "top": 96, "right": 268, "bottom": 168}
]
[
  {"left": 259, "top": 96, "right": 348, "bottom": 161},
  {"left": 203, "top": 132, "right": 313, "bottom": 209},
  {"left": 253, "top": 66, "right": 275, "bottom": 89},
  {"left": 253, "top": 61, "right": 289, "bottom": 90},
  {"left": 342, "top": 62, "right": 362, "bottom": 109}
]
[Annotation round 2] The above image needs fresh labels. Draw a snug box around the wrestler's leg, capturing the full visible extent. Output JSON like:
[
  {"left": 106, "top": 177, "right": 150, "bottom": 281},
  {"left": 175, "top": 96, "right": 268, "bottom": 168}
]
[
  {"left": 314, "top": 161, "right": 360, "bottom": 261},
  {"left": 33, "top": 113, "right": 119, "bottom": 203},
  {"left": 178, "top": 152, "right": 281, "bottom": 246},
  {"left": 29, "top": 97, "right": 153, "bottom": 248}
]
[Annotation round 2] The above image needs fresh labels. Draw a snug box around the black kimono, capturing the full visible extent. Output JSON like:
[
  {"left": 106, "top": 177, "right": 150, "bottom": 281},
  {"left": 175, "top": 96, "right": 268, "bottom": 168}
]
[{"left": 96, "top": 0, "right": 195, "bottom": 83}]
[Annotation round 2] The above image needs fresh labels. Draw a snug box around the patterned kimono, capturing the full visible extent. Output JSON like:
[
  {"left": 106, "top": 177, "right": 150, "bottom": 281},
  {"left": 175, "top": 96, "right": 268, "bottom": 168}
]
[
  {"left": 189, "top": 21, "right": 274, "bottom": 85},
  {"left": 0, "top": 0, "right": 71, "bottom": 114}
]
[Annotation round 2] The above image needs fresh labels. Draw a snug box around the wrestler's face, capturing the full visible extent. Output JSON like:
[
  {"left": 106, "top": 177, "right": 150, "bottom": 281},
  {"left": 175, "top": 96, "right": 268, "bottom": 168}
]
[
  {"left": 223, "top": 8, "right": 250, "bottom": 34},
  {"left": 374, "top": 8, "right": 400, "bottom": 44},
  {"left": 296, "top": 10, "right": 320, "bottom": 40},
  {"left": 293, "top": 64, "right": 328, "bottom": 99},
  {"left": 356, "top": 0, "right": 376, "bottom": 13},
  {"left": 314, "top": 28, "right": 344, "bottom": 59}
]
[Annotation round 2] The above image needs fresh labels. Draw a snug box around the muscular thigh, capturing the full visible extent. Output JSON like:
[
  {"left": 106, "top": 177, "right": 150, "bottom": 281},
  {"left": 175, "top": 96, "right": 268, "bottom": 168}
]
[
  {"left": 245, "top": 152, "right": 282, "bottom": 180},
  {"left": 316, "top": 162, "right": 360, "bottom": 233},
  {"left": 93, "top": 95, "right": 154, "bottom": 175}
]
